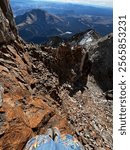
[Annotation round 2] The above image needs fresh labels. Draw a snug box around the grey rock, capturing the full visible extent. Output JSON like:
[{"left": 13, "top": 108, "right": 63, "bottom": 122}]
[{"left": 0, "top": 83, "right": 4, "bottom": 107}]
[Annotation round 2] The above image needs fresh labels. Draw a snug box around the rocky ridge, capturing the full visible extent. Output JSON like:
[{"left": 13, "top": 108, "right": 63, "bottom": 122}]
[
  {"left": 29, "top": 33, "right": 113, "bottom": 150},
  {"left": 0, "top": 0, "right": 113, "bottom": 150}
]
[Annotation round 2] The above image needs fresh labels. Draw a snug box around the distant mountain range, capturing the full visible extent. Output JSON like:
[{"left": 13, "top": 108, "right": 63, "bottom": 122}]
[
  {"left": 10, "top": 0, "right": 113, "bottom": 17},
  {"left": 15, "top": 9, "right": 112, "bottom": 44}
]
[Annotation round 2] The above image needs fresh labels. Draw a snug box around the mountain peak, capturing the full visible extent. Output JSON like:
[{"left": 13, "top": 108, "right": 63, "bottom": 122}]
[
  {"left": 15, "top": 9, "right": 64, "bottom": 43},
  {"left": 69, "top": 29, "right": 101, "bottom": 47},
  {"left": 26, "top": 9, "right": 48, "bottom": 18}
]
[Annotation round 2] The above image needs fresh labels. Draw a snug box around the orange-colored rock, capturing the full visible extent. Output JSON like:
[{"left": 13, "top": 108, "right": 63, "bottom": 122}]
[
  {"left": 24, "top": 97, "right": 54, "bottom": 129},
  {"left": 0, "top": 123, "right": 32, "bottom": 150}
]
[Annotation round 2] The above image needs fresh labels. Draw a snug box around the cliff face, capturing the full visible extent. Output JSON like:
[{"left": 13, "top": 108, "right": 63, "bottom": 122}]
[
  {"left": 89, "top": 33, "right": 113, "bottom": 92},
  {"left": 0, "top": 1, "right": 113, "bottom": 150},
  {"left": 0, "top": 0, "right": 17, "bottom": 43}
]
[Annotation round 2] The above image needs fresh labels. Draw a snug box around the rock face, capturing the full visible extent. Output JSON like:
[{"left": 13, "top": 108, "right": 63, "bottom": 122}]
[
  {"left": 0, "top": 0, "right": 17, "bottom": 44},
  {"left": 89, "top": 33, "right": 113, "bottom": 91},
  {"left": 0, "top": 1, "right": 113, "bottom": 150}
]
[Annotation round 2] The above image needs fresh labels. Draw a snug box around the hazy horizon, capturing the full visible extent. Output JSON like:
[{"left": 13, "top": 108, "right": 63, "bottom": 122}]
[
  {"left": 10, "top": 0, "right": 113, "bottom": 8},
  {"left": 31, "top": 0, "right": 113, "bottom": 7}
]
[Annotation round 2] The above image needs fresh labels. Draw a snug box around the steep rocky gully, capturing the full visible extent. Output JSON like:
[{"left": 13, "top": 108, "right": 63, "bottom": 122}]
[{"left": 0, "top": 1, "right": 113, "bottom": 150}]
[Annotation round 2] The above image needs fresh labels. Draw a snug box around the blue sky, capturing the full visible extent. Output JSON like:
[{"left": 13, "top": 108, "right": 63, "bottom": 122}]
[{"left": 32, "top": 0, "right": 113, "bottom": 7}]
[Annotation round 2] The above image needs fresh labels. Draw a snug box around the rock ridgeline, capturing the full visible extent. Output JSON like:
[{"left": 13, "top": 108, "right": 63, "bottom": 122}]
[{"left": 0, "top": 0, "right": 113, "bottom": 150}]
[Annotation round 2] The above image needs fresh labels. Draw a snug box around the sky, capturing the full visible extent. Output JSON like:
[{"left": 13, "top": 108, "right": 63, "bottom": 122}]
[{"left": 32, "top": 0, "right": 113, "bottom": 7}]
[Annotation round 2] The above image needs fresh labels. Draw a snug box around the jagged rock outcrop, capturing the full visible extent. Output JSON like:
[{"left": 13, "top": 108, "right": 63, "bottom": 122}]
[
  {"left": 69, "top": 30, "right": 113, "bottom": 92},
  {"left": 29, "top": 33, "right": 113, "bottom": 150}
]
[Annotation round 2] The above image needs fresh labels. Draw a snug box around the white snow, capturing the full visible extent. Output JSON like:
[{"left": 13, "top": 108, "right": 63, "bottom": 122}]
[{"left": 79, "top": 36, "right": 93, "bottom": 46}]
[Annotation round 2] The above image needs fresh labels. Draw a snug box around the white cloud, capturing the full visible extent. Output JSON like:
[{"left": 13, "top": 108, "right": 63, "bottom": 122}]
[{"left": 40, "top": 0, "right": 113, "bottom": 7}]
